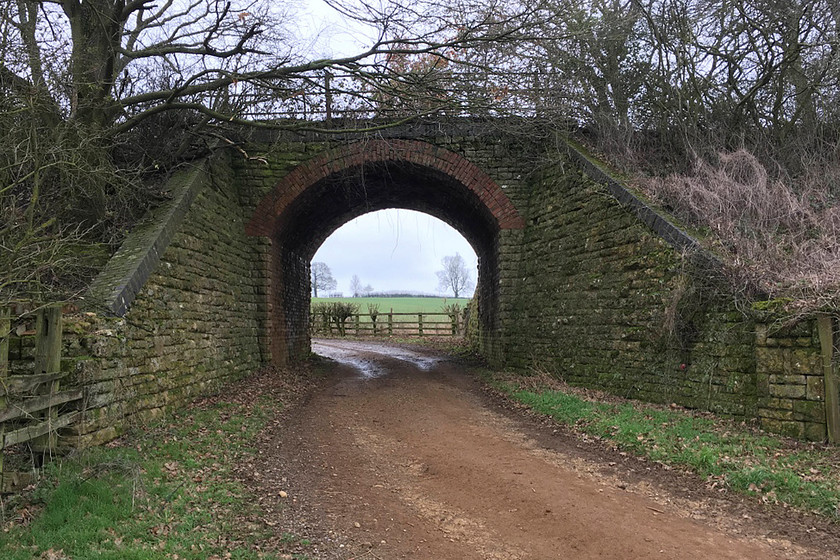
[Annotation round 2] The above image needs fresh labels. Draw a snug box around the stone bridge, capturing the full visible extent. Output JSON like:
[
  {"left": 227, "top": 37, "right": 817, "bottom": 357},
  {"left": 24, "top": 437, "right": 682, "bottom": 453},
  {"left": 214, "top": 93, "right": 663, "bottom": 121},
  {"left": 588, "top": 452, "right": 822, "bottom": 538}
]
[
  {"left": 243, "top": 136, "right": 525, "bottom": 365},
  {"left": 32, "top": 118, "right": 830, "bottom": 444}
]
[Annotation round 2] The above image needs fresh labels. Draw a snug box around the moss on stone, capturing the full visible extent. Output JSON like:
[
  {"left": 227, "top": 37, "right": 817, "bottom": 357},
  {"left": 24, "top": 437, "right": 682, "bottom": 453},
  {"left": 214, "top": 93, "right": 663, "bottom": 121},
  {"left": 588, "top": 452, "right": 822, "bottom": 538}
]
[{"left": 751, "top": 298, "right": 794, "bottom": 313}]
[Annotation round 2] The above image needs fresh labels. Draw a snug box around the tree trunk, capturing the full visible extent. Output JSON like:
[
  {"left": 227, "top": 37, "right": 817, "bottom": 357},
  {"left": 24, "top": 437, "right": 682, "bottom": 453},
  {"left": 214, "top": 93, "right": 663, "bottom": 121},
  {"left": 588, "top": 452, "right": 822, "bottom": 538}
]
[{"left": 63, "top": 0, "right": 123, "bottom": 128}]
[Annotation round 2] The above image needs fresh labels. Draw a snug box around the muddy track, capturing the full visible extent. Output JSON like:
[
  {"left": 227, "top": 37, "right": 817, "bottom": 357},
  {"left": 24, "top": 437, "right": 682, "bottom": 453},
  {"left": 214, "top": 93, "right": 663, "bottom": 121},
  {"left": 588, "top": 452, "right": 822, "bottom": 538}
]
[{"left": 244, "top": 340, "right": 839, "bottom": 559}]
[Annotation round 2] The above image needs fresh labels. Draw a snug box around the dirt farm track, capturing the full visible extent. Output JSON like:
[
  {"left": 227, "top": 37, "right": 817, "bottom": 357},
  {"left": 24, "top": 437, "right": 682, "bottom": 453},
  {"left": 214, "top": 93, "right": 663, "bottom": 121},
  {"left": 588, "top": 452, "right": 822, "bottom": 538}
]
[{"left": 234, "top": 339, "right": 840, "bottom": 560}]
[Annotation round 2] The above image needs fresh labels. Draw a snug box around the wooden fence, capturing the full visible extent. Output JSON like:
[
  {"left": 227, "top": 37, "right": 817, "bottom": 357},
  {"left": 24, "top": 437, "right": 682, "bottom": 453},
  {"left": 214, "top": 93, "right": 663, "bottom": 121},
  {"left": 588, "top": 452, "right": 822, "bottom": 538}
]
[
  {"left": 311, "top": 312, "right": 463, "bottom": 337},
  {"left": 0, "top": 305, "right": 83, "bottom": 492}
]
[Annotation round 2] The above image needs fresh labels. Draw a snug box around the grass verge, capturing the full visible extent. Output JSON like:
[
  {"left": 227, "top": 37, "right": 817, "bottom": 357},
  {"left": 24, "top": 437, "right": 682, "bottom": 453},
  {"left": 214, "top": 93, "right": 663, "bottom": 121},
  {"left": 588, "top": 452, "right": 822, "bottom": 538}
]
[
  {"left": 0, "top": 369, "right": 313, "bottom": 560},
  {"left": 481, "top": 369, "right": 840, "bottom": 520}
]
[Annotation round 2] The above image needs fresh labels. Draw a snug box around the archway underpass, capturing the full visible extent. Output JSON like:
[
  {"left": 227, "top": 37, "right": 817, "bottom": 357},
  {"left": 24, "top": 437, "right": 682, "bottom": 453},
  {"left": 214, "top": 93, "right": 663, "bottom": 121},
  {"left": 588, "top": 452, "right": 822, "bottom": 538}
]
[
  {"left": 78, "top": 120, "right": 832, "bottom": 451},
  {"left": 246, "top": 139, "right": 525, "bottom": 364}
]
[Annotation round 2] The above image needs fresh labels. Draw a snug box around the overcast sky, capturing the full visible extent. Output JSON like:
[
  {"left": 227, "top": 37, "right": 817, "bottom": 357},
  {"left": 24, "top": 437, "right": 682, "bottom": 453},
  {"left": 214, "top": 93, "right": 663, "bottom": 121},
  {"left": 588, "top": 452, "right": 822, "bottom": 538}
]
[
  {"left": 294, "top": 0, "right": 372, "bottom": 57},
  {"left": 312, "top": 210, "right": 478, "bottom": 296}
]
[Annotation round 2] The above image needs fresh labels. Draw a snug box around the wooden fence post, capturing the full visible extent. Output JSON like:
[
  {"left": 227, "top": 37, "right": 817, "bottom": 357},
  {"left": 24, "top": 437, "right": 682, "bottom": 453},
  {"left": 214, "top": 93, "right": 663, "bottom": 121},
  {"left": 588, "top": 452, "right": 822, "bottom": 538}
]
[
  {"left": 0, "top": 307, "right": 9, "bottom": 485},
  {"left": 354, "top": 314, "right": 360, "bottom": 335},
  {"left": 418, "top": 313, "right": 424, "bottom": 337},
  {"left": 817, "top": 314, "right": 840, "bottom": 443},
  {"left": 32, "top": 306, "right": 62, "bottom": 455},
  {"left": 388, "top": 310, "right": 393, "bottom": 336}
]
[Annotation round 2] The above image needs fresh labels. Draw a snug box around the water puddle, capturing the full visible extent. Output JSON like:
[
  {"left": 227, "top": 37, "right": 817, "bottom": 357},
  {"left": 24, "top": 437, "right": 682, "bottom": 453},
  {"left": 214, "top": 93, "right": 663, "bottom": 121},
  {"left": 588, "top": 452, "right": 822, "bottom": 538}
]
[
  {"left": 312, "top": 342, "right": 386, "bottom": 378},
  {"left": 375, "top": 346, "right": 440, "bottom": 370},
  {"left": 312, "top": 340, "right": 442, "bottom": 378}
]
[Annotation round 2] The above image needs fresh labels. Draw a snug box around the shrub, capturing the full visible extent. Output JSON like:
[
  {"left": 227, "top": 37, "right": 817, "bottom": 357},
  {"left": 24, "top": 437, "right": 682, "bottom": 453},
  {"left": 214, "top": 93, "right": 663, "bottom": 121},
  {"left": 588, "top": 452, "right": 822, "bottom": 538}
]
[
  {"left": 367, "top": 304, "right": 380, "bottom": 334},
  {"left": 328, "top": 302, "right": 359, "bottom": 336},
  {"left": 310, "top": 302, "right": 331, "bottom": 333}
]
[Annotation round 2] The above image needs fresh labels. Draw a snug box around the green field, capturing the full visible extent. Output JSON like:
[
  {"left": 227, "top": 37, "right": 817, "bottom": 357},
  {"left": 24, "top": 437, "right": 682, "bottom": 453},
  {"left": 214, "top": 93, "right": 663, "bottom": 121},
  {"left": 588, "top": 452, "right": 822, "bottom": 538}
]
[{"left": 311, "top": 296, "right": 470, "bottom": 314}]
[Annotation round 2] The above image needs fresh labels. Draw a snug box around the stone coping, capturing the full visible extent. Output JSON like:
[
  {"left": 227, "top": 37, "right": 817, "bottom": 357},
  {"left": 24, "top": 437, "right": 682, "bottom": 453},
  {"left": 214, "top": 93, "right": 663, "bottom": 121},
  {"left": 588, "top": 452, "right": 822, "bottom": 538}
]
[
  {"left": 562, "top": 139, "right": 701, "bottom": 253},
  {"left": 85, "top": 162, "right": 208, "bottom": 316}
]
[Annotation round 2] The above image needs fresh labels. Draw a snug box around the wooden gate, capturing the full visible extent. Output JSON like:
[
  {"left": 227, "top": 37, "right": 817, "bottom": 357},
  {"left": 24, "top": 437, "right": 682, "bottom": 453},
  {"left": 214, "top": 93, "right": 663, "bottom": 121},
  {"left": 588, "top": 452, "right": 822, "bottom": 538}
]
[
  {"left": 817, "top": 314, "right": 840, "bottom": 443},
  {"left": 0, "top": 305, "right": 83, "bottom": 492}
]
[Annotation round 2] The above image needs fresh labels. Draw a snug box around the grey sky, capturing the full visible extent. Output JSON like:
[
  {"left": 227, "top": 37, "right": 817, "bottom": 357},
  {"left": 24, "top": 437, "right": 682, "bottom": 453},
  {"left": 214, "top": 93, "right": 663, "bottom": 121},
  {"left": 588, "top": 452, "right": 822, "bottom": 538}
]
[
  {"left": 312, "top": 210, "right": 478, "bottom": 296},
  {"left": 295, "top": 0, "right": 373, "bottom": 57}
]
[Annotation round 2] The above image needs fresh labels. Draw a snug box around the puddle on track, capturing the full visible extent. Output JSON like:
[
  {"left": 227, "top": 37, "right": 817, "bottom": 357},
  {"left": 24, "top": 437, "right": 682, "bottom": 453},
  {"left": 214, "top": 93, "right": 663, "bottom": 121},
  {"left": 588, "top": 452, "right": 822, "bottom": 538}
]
[{"left": 312, "top": 339, "right": 441, "bottom": 378}]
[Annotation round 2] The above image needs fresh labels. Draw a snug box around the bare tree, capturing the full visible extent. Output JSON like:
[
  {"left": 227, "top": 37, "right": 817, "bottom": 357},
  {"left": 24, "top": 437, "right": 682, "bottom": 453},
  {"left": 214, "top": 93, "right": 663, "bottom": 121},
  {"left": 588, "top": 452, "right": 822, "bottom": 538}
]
[
  {"left": 0, "top": 0, "right": 535, "bottom": 304},
  {"left": 311, "top": 261, "right": 337, "bottom": 297},
  {"left": 1, "top": 0, "right": 534, "bottom": 136},
  {"left": 7, "top": 0, "right": 840, "bottom": 308},
  {"left": 350, "top": 274, "right": 363, "bottom": 298},
  {"left": 436, "top": 253, "right": 474, "bottom": 298}
]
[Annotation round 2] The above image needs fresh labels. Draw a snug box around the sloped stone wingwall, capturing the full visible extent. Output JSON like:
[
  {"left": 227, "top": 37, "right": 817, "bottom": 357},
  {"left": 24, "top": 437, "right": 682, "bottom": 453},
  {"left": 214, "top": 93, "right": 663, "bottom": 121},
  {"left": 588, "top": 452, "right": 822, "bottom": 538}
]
[
  {"left": 68, "top": 157, "right": 267, "bottom": 445},
  {"left": 503, "top": 150, "right": 830, "bottom": 440},
  {"left": 506, "top": 159, "right": 756, "bottom": 414}
]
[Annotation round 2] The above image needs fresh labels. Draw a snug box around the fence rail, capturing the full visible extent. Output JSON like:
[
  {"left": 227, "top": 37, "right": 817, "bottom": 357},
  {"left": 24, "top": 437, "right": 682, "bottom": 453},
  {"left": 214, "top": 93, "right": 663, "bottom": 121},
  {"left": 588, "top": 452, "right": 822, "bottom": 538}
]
[
  {"left": 0, "top": 305, "right": 83, "bottom": 492},
  {"left": 311, "top": 312, "right": 463, "bottom": 337}
]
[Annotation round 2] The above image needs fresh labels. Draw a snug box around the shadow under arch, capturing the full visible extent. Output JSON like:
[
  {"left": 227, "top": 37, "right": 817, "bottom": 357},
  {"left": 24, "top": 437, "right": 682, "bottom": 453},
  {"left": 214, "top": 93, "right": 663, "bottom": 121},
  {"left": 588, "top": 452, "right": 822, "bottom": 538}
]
[{"left": 246, "top": 139, "right": 524, "bottom": 364}]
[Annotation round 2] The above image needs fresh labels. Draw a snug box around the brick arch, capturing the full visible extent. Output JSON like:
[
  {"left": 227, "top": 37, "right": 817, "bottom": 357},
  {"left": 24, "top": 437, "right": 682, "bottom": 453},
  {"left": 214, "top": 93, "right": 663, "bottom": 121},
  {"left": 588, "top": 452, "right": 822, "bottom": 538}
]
[
  {"left": 246, "top": 139, "right": 524, "bottom": 238},
  {"left": 245, "top": 139, "right": 523, "bottom": 365}
]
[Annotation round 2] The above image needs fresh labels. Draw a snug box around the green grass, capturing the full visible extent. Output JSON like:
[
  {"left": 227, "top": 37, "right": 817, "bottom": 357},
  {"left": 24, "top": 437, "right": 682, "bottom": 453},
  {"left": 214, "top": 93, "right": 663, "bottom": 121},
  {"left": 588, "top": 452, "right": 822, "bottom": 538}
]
[
  {"left": 311, "top": 296, "right": 469, "bottom": 315},
  {"left": 483, "top": 371, "right": 840, "bottom": 520},
  {"left": 0, "top": 396, "right": 293, "bottom": 559}
]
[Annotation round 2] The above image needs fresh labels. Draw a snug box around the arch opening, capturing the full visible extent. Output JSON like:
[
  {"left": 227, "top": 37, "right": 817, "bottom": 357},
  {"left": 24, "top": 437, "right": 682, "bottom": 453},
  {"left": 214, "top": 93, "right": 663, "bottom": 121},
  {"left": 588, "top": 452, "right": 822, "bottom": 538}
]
[
  {"left": 311, "top": 209, "right": 478, "bottom": 298},
  {"left": 246, "top": 140, "right": 524, "bottom": 363}
]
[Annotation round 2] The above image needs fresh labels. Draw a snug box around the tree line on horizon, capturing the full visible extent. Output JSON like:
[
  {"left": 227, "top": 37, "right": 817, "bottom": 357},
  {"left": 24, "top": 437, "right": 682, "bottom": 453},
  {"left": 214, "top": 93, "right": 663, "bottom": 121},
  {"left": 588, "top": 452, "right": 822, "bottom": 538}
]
[{"left": 311, "top": 253, "right": 474, "bottom": 298}]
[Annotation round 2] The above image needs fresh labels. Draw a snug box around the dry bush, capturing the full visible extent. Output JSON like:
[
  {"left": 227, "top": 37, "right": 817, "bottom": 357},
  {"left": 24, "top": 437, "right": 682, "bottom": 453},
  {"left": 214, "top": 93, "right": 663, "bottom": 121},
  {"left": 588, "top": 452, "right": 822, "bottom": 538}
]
[
  {"left": 327, "top": 302, "right": 360, "bottom": 336},
  {"left": 641, "top": 149, "right": 840, "bottom": 310}
]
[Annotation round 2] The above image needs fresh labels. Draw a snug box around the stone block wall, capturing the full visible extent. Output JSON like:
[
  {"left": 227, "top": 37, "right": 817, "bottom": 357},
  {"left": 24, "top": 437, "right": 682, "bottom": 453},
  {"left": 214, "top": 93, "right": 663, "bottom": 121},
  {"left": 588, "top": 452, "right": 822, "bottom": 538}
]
[
  {"left": 506, "top": 159, "right": 758, "bottom": 418},
  {"left": 755, "top": 319, "right": 826, "bottom": 440},
  {"left": 500, "top": 151, "right": 836, "bottom": 440},
  {"left": 55, "top": 156, "right": 268, "bottom": 446},
  {"left": 671, "top": 308, "right": 758, "bottom": 418}
]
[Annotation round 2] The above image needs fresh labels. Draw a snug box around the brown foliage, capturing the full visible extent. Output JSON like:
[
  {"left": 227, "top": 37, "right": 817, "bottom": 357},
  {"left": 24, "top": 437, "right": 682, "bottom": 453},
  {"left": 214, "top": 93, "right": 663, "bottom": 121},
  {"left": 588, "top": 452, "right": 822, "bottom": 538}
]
[{"left": 641, "top": 150, "right": 840, "bottom": 309}]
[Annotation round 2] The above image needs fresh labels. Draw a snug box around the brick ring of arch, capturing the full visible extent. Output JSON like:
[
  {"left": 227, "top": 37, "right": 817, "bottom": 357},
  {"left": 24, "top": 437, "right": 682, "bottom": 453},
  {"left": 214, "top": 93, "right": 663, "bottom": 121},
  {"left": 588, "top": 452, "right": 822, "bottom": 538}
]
[{"left": 246, "top": 139, "right": 525, "bottom": 364}]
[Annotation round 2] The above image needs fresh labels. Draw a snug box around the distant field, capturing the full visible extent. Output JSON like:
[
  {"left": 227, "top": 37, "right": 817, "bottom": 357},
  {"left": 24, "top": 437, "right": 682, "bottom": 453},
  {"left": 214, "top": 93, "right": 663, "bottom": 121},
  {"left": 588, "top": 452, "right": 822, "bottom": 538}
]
[{"left": 311, "top": 297, "right": 470, "bottom": 314}]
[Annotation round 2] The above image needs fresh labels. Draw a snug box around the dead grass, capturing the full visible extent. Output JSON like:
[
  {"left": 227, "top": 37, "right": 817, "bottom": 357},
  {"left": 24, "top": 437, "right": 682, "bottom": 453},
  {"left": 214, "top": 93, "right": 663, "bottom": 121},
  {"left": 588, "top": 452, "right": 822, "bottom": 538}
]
[{"left": 640, "top": 149, "right": 840, "bottom": 311}]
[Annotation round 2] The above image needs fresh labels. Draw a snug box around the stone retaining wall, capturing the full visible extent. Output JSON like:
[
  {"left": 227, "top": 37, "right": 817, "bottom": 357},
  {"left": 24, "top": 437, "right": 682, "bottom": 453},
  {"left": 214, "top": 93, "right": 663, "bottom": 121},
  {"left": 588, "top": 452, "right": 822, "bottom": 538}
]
[
  {"left": 755, "top": 318, "right": 826, "bottom": 440},
  {"left": 506, "top": 160, "right": 751, "bottom": 414},
  {"left": 61, "top": 155, "right": 266, "bottom": 445},
  {"left": 504, "top": 153, "right": 832, "bottom": 439}
]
